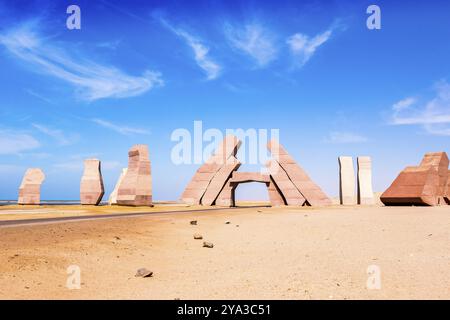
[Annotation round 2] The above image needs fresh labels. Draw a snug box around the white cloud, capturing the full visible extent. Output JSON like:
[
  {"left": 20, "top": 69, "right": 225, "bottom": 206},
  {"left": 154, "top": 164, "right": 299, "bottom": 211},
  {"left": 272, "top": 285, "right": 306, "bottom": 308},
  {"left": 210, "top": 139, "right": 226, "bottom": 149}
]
[
  {"left": 0, "top": 130, "right": 40, "bottom": 154},
  {"left": 287, "top": 28, "right": 333, "bottom": 68},
  {"left": 161, "top": 19, "right": 221, "bottom": 80},
  {"left": 0, "top": 22, "right": 163, "bottom": 101},
  {"left": 325, "top": 131, "right": 368, "bottom": 144},
  {"left": 390, "top": 81, "right": 450, "bottom": 135},
  {"left": 32, "top": 123, "right": 78, "bottom": 146},
  {"left": 224, "top": 22, "right": 277, "bottom": 67},
  {"left": 91, "top": 118, "right": 150, "bottom": 136}
]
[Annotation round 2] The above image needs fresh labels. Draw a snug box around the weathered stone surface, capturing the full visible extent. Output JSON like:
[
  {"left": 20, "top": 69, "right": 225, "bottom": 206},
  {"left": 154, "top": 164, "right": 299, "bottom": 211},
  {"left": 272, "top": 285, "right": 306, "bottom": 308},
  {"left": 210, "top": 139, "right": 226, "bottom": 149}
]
[
  {"left": 266, "top": 159, "right": 306, "bottom": 206},
  {"left": 229, "top": 172, "right": 270, "bottom": 183},
  {"left": 203, "top": 242, "right": 214, "bottom": 248},
  {"left": 135, "top": 268, "right": 153, "bottom": 278},
  {"left": 381, "top": 152, "right": 449, "bottom": 206},
  {"left": 181, "top": 135, "right": 241, "bottom": 205},
  {"left": 215, "top": 181, "right": 236, "bottom": 207},
  {"left": 108, "top": 168, "right": 128, "bottom": 205},
  {"left": 339, "top": 156, "right": 356, "bottom": 205},
  {"left": 267, "top": 140, "right": 332, "bottom": 206},
  {"left": 267, "top": 177, "right": 286, "bottom": 206},
  {"left": 18, "top": 168, "right": 45, "bottom": 205},
  {"left": 201, "top": 156, "right": 241, "bottom": 206},
  {"left": 193, "top": 233, "right": 203, "bottom": 240},
  {"left": 445, "top": 171, "right": 450, "bottom": 204},
  {"left": 117, "top": 144, "right": 153, "bottom": 206},
  {"left": 80, "top": 159, "right": 104, "bottom": 205},
  {"left": 357, "top": 156, "right": 374, "bottom": 205}
]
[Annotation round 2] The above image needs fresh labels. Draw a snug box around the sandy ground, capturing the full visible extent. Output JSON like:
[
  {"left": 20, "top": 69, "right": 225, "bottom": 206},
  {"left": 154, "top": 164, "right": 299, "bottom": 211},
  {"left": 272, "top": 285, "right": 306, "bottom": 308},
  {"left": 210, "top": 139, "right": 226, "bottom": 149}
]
[{"left": 0, "top": 204, "right": 450, "bottom": 300}]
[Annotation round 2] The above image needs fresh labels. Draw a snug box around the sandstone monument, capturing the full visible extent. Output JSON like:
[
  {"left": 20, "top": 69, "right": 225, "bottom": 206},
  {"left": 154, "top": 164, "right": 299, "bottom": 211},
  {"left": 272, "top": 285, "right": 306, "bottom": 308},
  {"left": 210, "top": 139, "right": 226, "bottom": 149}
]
[
  {"left": 357, "top": 156, "right": 374, "bottom": 205},
  {"left": 108, "top": 168, "right": 128, "bottom": 205},
  {"left": 181, "top": 136, "right": 331, "bottom": 207},
  {"left": 381, "top": 152, "right": 449, "bottom": 206},
  {"left": 446, "top": 171, "right": 450, "bottom": 204},
  {"left": 117, "top": 145, "right": 153, "bottom": 206},
  {"left": 338, "top": 156, "right": 356, "bottom": 205},
  {"left": 181, "top": 135, "right": 241, "bottom": 205},
  {"left": 18, "top": 168, "right": 45, "bottom": 205},
  {"left": 80, "top": 159, "right": 104, "bottom": 205}
]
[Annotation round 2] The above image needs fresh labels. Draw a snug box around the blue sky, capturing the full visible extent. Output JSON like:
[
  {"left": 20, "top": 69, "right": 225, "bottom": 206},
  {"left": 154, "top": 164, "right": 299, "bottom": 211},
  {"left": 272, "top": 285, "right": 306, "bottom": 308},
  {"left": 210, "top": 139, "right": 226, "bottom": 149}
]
[{"left": 0, "top": 0, "right": 449, "bottom": 201}]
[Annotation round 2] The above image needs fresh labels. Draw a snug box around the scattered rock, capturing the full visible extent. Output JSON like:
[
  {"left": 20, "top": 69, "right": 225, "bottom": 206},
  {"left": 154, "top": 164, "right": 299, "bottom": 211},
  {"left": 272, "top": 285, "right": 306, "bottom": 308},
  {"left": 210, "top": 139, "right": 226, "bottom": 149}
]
[
  {"left": 236, "top": 225, "right": 239, "bottom": 227},
  {"left": 257, "top": 210, "right": 262, "bottom": 213},
  {"left": 203, "top": 242, "right": 214, "bottom": 248},
  {"left": 225, "top": 221, "right": 231, "bottom": 224},
  {"left": 114, "top": 236, "right": 121, "bottom": 240},
  {"left": 190, "top": 220, "right": 197, "bottom": 225},
  {"left": 193, "top": 233, "right": 203, "bottom": 240},
  {"left": 135, "top": 268, "right": 153, "bottom": 278}
]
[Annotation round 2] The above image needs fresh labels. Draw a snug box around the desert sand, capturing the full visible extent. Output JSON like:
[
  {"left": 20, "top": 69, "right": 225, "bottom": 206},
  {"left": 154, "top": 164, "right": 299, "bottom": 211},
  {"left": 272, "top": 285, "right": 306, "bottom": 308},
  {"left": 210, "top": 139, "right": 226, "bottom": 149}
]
[{"left": 0, "top": 204, "right": 450, "bottom": 300}]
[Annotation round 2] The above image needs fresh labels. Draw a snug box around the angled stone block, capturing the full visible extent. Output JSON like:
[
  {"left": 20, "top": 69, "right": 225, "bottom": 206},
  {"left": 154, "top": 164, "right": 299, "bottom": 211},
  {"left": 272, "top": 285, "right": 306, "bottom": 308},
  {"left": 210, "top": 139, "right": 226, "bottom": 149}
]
[
  {"left": 18, "top": 168, "right": 45, "bottom": 205},
  {"left": 80, "top": 159, "right": 104, "bottom": 205},
  {"left": 267, "top": 139, "right": 331, "bottom": 206},
  {"left": 381, "top": 152, "right": 449, "bottom": 206},
  {"left": 357, "top": 156, "right": 374, "bottom": 205},
  {"left": 267, "top": 177, "right": 286, "bottom": 206},
  {"left": 339, "top": 156, "right": 356, "bottom": 205},
  {"left": 201, "top": 156, "right": 241, "bottom": 206},
  {"left": 266, "top": 159, "right": 306, "bottom": 206},
  {"left": 117, "top": 144, "right": 153, "bottom": 206},
  {"left": 108, "top": 168, "right": 127, "bottom": 205},
  {"left": 181, "top": 135, "right": 241, "bottom": 205},
  {"left": 215, "top": 181, "right": 236, "bottom": 207},
  {"left": 229, "top": 172, "right": 270, "bottom": 183},
  {"left": 445, "top": 170, "right": 450, "bottom": 204}
]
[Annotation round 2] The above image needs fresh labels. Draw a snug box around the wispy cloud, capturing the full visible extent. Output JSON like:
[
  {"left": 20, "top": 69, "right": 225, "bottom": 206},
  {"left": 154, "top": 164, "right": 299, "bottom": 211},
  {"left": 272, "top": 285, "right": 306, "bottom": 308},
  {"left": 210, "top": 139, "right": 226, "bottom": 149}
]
[
  {"left": 224, "top": 22, "right": 278, "bottom": 67},
  {"left": 91, "top": 118, "right": 150, "bottom": 136},
  {"left": 25, "top": 89, "right": 54, "bottom": 105},
  {"left": 32, "top": 123, "right": 78, "bottom": 146},
  {"left": 0, "top": 21, "right": 163, "bottom": 101},
  {"left": 286, "top": 28, "right": 333, "bottom": 68},
  {"left": 390, "top": 81, "right": 450, "bottom": 135},
  {"left": 160, "top": 19, "right": 221, "bottom": 80},
  {"left": 0, "top": 129, "right": 40, "bottom": 154},
  {"left": 324, "top": 131, "right": 368, "bottom": 144}
]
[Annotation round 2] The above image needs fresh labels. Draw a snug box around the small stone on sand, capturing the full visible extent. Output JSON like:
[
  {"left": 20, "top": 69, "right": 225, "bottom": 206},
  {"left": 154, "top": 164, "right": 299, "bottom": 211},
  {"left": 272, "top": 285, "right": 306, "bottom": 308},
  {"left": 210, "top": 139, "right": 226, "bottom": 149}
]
[
  {"left": 193, "top": 233, "right": 203, "bottom": 240},
  {"left": 203, "top": 242, "right": 214, "bottom": 248},
  {"left": 190, "top": 220, "right": 197, "bottom": 225},
  {"left": 135, "top": 268, "right": 153, "bottom": 278}
]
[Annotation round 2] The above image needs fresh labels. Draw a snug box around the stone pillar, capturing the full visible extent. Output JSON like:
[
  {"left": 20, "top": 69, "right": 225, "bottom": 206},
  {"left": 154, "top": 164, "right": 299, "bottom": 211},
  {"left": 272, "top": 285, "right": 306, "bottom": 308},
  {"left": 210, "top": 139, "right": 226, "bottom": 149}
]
[
  {"left": 80, "top": 159, "right": 105, "bottom": 205},
  {"left": 18, "top": 168, "right": 45, "bottom": 205},
  {"left": 339, "top": 156, "right": 356, "bottom": 205},
  {"left": 108, "top": 168, "right": 127, "bottom": 205},
  {"left": 117, "top": 144, "right": 153, "bottom": 206},
  {"left": 357, "top": 156, "right": 374, "bottom": 205}
]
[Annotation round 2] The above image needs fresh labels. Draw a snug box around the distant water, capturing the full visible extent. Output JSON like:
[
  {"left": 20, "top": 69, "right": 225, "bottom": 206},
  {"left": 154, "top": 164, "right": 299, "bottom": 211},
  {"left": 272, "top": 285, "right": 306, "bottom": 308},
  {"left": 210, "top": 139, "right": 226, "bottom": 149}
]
[{"left": 0, "top": 200, "right": 108, "bottom": 206}]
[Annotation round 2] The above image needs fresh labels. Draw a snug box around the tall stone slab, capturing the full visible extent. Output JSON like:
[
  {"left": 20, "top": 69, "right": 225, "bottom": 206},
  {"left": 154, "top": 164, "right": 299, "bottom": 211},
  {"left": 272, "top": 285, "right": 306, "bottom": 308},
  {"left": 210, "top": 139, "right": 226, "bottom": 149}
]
[
  {"left": 357, "top": 156, "right": 374, "bottom": 205},
  {"left": 181, "top": 135, "right": 241, "bottom": 205},
  {"left": 215, "top": 182, "right": 236, "bottom": 207},
  {"left": 117, "top": 145, "right": 152, "bottom": 206},
  {"left": 381, "top": 152, "right": 449, "bottom": 206},
  {"left": 201, "top": 156, "right": 241, "bottom": 206},
  {"left": 18, "top": 168, "right": 45, "bottom": 205},
  {"left": 80, "top": 159, "right": 104, "bottom": 205},
  {"left": 266, "top": 159, "right": 306, "bottom": 206},
  {"left": 267, "top": 177, "right": 286, "bottom": 206},
  {"left": 338, "top": 156, "right": 356, "bottom": 205},
  {"left": 108, "top": 168, "right": 127, "bottom": 205},
  {"left": 267, "top": 140, "right": 331, "bottom": 206}
]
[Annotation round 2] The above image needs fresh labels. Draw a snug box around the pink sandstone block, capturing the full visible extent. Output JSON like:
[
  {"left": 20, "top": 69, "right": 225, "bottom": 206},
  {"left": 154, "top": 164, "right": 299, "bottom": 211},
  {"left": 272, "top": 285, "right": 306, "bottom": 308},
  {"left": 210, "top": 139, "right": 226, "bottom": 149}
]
[
  {"left": 18, "top": 168, "right": 45, "bottom": 205},
  {"left": 267, "top": 177, "right": 286, "bottom": 206},
  {"left": 267, "top": 139, "right": 332, "bottom": 206},
  {"left": 215, "top": 182, "right": 235, "bottom": 207},
  {"left": 266, "top": 159, "right": 306, "bottom": 206},
  {"left": 80, "top": 159, "right": 105, "bottom": 205},
  {"left": 181, "top": 135, "right": 241, "bottom": 205},
  {"left": 201, "top": 156, "right": 241, "bottom": 206},
  {"left": 229, "top": 172, "right": 270, "bottom": 183},
  {"left": 117, "top": 144, "right": 153, "bottom": 206}
]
